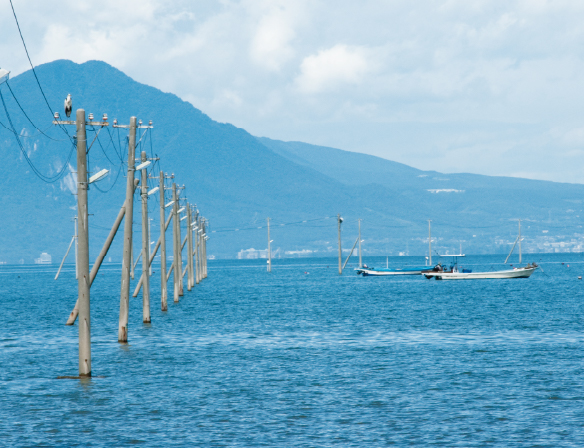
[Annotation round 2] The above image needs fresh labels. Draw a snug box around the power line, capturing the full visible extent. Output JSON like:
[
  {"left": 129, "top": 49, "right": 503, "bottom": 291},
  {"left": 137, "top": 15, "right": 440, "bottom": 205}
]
[
  {"left": 0, "top": 115, "right": 56, "bottom": 139},
  {"left": 211, "top": 216, "right": 333, "bottom": 234},
  {"left": 0, "top": 87, "right": 75, "bottom": 183},
  {"left": 5, "top": 82, "right": 71, "bottom": 142},
  {"left": 8, "top": 0, "right": 71, "bottom": 139}
]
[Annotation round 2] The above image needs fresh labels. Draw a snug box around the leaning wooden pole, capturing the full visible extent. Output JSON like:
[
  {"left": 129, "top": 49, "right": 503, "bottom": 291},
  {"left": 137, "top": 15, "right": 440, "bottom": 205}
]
[
  {"left": 66, "top": 185, "right": 136, "bottom": 325},
  {"left": 132, "top": 212, "right": 172, "bottom": 297},
  {"left": 55, "top": 236, "right": 75, "bottom": 280}
]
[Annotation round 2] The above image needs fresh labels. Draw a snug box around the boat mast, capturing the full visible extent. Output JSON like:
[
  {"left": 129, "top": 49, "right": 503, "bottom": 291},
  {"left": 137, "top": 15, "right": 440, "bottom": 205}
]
[
  {"left": 358, "top": 219, "right": 362, "bottom": 268},
  {"left": 518, "top": 219, "right": 522, "bottom": 264},
  {"left": 428, "top": 220, "right": 432, "bottom": 266}
]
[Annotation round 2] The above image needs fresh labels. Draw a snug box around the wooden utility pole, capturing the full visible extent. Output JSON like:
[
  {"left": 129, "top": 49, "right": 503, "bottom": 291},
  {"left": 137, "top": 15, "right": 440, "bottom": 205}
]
[
  {"left": 118, "top": 117, "right": 136, "bottom": 342},
  {"left": 75, "top": 109, "right": 91, "bottom": 376},
  {"left": 172, "top": 183, "right": 180, "bottom": 302},
  {"left": 267, "top": 217, "right": 271, "bottom": 272},
  {"left": 178, "top": 189, "right": 185, "bottom": 294},
  {"left": 140, "top": 151, "right": 151, "bottom": 323},
  {"left": 190, "top": 206, "right": 196, "bottom": 287},
  {"left": 53, "top": 109, "right": 109, "bottom": 376},
  {"left": 203, "top": 219, "right": 208, "bottom": 278},
  {"left": 113, "top": 118, "right": 152, "bottom": 340},
  {"left": 159, "top": 171, "right": 168, "bottom": 311},
  {"left": 195, "top": 213, "right": 200, "bottom": 284},
  {"left": 186, "top": 203, "right": 194, "bottom": 290},
  {"left": 338, "top": 214, "right": 343, "bottom": 275}
]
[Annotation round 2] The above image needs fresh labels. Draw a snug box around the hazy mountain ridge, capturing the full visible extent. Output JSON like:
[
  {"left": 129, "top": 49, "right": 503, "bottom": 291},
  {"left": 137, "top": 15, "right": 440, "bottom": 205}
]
[{"left": 0, "top": 59, "right": 583, "bottom": 263}]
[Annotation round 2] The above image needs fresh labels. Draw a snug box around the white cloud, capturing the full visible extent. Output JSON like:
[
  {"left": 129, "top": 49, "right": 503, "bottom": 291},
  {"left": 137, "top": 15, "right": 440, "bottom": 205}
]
[
  {"left": 295, "top": 45, "right": 373, "bottom": 94},
  {"left": 248, "top": 2, "right": 303, "bottom": 71},
  {"left": 3, "top": 0, "right": 584, "bottom": 182}
]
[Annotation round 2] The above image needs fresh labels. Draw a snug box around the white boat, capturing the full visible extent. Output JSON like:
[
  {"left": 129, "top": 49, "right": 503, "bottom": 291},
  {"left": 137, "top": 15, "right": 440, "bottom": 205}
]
[
  {"left": 424, "top": 220, "right": 538, "bottom": 280},
  {"left": 424, "top": 264, "right": 537, "bottom": 280},
  {"left": 356, "top": 265, "right": 434, "bottom": 276}
]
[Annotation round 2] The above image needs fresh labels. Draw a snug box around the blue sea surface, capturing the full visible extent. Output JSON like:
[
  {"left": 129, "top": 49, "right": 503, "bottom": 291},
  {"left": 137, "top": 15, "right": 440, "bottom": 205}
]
[{"left": 1, "top": 254, "right": 584, "bottom": 447}]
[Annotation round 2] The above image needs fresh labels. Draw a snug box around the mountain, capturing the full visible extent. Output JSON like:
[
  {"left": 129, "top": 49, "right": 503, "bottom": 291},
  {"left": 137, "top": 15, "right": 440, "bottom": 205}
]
[{"left": 0, "top": 59, "right": 583, "bottom": 264}]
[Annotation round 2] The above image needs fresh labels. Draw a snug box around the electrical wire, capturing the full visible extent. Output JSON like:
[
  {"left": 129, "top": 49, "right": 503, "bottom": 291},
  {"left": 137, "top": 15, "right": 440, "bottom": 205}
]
[
  {"left": 0, "top": 115, "right": 58, "bottom": 139},
  {"left": 8, "top": 0, "right": 71, "bottom": 139},
  {"left": 211, "top": 216, "right": 333, "bottom": 233},
  {"left": 0, "top": 88, "right": 74, "bottom": 183},
  {"left": 5, "top": 82, "right": 71, "bottom": 142},
  {"left": 105, "top": 126, "right": 125, "bottom": 164}
]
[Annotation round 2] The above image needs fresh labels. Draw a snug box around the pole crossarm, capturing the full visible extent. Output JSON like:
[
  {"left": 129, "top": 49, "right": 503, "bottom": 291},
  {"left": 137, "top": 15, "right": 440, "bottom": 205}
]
[
  {"left": 53, "top": 120, "right": 109, "bottom": 127},
  {"left": 112, "top": 123, "right": 153, "bottom": 129}
]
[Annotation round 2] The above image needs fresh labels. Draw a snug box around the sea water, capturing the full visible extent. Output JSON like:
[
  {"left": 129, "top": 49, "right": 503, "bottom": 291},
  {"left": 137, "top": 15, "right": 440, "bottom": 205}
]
[{"left": 1, "top": 254, "right": 583, "bottom": 447}]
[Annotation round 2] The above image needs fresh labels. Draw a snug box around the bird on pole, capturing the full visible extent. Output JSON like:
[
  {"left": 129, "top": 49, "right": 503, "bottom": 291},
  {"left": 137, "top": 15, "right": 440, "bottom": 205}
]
[{"left": 64, "top": 94, "right": 72, "bottom": 118}]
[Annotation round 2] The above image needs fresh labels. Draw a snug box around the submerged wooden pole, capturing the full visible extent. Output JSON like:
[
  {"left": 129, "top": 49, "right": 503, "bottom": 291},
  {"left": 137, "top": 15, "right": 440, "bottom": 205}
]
[
  {"left": 186, "top": 204, "right": 193, "bottom": 290},
  {"left": 140, "top": 151, "right": 151, "bottom": 324},
  {"left": 160, "top": 171, "right": 169, "bottom": 311},
  {"left": 172, "top": 183, "right": 180, "bottom": 303},
  {"left": 118, "top": 116, "right": 137, "bottom": 343},
  {"left": 76, "top": 109, "right": 91, "bottom": 377}
]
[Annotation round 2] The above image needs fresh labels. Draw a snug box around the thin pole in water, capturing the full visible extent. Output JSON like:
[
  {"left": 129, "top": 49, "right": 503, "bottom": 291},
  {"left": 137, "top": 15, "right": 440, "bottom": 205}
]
[
  {"left": 267, "top": 217, "right": 271, "bottom": 272},
  {"left": 428, "top": 220, "right": 432, "bottom": 266},
  {"left": 338, "top": 214, "right": 343, "bottom": 275}
]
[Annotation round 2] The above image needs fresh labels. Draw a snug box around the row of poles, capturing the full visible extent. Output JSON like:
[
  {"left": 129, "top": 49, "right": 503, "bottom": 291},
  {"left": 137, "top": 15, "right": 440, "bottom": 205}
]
[{"left": 53, "top": 109, "right": 209, "bottom": 377}]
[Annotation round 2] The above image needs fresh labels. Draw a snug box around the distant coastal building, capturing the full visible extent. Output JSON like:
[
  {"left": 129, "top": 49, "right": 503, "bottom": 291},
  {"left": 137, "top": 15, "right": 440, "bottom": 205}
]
[
  {"left": 237, "top": 248, "right": 268, "bottom": 259},
  {"left": 34, "top": 252, "right": 52, "bottom": 264}
]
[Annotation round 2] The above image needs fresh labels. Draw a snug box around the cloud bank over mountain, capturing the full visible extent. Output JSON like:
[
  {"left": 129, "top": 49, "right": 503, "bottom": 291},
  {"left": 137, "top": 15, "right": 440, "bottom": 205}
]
[{"left": 2, "top": 1, "right": 584, "bottom": 183}]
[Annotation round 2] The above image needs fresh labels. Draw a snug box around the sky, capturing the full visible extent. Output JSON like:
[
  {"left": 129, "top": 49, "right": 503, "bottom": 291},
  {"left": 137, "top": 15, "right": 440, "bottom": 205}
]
[{"left": 2, "top": 0, "right": 584, "bottom": 183}]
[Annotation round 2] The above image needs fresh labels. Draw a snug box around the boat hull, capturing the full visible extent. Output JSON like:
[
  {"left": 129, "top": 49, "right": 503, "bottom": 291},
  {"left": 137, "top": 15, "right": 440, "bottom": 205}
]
[
  {"left": 356, "top": 267, "right": 431, "bottom": 276},
  {"left": 424, "top": 267, "right": 537, "bottom": 280}
]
